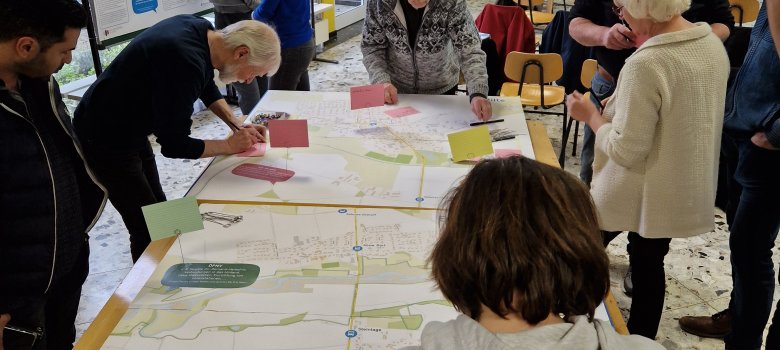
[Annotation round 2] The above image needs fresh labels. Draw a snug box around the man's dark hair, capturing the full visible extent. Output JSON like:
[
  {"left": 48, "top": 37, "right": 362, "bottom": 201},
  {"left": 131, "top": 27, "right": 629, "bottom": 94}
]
[
  {"left": 0, "top": 0, "right": 88, "bottom": 51},
  {"left": 430, "top": 156, "right": 610, "bottom": 324}
]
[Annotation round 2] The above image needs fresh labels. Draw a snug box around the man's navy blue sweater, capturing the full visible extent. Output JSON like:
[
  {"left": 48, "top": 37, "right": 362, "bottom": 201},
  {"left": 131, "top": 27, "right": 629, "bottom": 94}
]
[{"left": 74, "top": 15, "right": 223, "bottom": 159}]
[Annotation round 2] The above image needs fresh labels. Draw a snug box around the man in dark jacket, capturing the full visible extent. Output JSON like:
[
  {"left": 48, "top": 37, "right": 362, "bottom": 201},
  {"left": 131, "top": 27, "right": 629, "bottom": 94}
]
[
  {"left": 0, "top": 1, "right": 107, "bottom": 349},
  {"left": 73, "top": 16, "right": 281, "bottom": 262}
]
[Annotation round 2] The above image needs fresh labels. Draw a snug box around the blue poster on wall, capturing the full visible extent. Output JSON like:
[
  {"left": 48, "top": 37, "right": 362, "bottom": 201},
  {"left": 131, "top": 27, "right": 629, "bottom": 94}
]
[{"left": 132, "top": 0, "right": 158, "bottom": 14}]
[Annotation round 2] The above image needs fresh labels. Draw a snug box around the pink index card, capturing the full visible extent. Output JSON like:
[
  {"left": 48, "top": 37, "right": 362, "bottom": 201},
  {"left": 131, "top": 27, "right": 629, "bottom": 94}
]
[
  {"left": 495, "top": 149, "right": 522, "bottom": 158},
  {"left": 236, "top": 143, "right": 267, "bottom": 157},
  {"left": 350, "top": 84, "right": 385, "bottom": 110},
  {"left": 384, "top": 106, "right": 419, "bottom": 118},
  {"left": 268, "top": 120, "right": 309, "bottom": 148}
]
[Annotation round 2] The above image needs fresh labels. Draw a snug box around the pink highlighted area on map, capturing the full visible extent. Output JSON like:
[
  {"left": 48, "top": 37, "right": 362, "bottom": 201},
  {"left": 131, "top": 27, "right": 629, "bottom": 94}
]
[{"left": 231, "top": 164, "right": 295, "bottom": 184}]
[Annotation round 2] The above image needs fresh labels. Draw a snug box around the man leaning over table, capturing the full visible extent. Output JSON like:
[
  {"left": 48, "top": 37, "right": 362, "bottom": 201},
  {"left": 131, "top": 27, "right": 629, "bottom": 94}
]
[{"left": 74, "top": 16, "right": 281, "bottom": 263}]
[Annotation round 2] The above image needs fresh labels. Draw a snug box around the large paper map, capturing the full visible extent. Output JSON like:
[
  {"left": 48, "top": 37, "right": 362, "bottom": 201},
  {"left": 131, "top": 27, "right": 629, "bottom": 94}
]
[
  {"left": 187, "top": 92, "right": 534, "bottom": 209},
  {"left": 103, "top": 203, "right": 455, "bottom": 349},
  {"left": 103, "top": 203, "right": 610, "bottom": 350}
]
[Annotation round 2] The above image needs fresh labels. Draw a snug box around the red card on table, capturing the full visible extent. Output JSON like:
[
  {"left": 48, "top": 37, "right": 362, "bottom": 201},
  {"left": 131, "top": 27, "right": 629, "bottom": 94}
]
[
  {"left": 385, "top": 106, "right": 419, "bottom": 118},
  {"left": 268, "top": 120, "right": 309, "bottom": 148},
  {"left": 495, "top": 149, "right": 522, "bottom": 158},
  {"left": 350, "top": 84, "right": 385, "bottom": 110},
  {"left": 236, "top": 143, "right": 267, "bottom": 157}
]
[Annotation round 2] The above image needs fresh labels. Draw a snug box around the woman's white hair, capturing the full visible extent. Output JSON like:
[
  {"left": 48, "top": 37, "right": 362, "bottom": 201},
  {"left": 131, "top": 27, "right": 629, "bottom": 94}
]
[
  {"left": 220, "top": 20, "right": 282, "bottom": 75},
  {"left": 617, "top": 0, "right": 691, "bottom": 22}
]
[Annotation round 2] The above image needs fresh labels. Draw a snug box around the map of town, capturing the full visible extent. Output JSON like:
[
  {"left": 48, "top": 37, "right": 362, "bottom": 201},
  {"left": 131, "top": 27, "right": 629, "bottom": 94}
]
[
  {"left": 102, "top": 203, "right": 459, "bottom": 349},
  {"left": 186, "top": 92, "right": 534, "bottom": 209}
]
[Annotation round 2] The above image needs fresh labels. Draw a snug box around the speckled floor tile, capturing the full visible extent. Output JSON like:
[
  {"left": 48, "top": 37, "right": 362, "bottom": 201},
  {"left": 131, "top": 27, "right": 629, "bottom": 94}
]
[{"left": 75, "top": 267, "right": 132, "bottom": 325}]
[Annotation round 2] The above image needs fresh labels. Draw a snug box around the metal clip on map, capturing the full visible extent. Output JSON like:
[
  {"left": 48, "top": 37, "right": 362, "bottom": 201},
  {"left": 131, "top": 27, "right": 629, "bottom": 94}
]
[
  {"left": 201, "top": 212, "right": 243, "bottom": 228},
  {"left": 250, "top": 111, "right": 291, "bottom": 126}
]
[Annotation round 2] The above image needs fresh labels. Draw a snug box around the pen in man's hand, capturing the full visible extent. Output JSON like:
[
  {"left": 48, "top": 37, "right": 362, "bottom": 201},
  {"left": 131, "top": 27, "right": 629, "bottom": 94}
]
[
  {"left": 470, "top": 118, "right": 504, "bottom": 127},
  {"left": 227, "top": 122, "right": 242, "bottom": 133}
]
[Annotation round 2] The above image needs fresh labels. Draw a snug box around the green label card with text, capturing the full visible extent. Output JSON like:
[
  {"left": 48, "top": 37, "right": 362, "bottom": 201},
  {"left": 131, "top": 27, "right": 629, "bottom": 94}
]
[
  {"left": 141, "top": 197, "right": 204, "bottom": 241},
  {"left": 162, "top": 263, "right": 260, "bottom": 289}
]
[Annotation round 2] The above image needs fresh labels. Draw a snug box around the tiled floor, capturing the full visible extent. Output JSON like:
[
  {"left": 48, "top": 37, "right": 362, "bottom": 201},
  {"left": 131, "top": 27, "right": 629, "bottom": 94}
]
[{"left": 71, "top": 1, "right": 777, "bottom": 349}]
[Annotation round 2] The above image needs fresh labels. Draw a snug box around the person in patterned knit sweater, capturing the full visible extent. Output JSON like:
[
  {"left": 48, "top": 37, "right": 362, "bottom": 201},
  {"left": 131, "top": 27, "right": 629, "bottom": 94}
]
[{"left": 361, "top": 0, "right": 493, "bottom": 121}]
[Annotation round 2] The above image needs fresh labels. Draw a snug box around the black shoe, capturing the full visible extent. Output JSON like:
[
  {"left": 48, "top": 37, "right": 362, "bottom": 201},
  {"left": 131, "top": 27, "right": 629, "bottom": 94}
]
[{"left": 623, "top": 268, "right": 633, "bottom": 297}]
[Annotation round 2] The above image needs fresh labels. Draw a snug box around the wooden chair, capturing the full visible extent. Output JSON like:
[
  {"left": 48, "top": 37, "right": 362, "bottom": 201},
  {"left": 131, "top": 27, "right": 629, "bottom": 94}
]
[
  {"left": 729, "top": 0, "right": 759, "bottom": 27},
  {"left": 515, "top": 0, "right": 555, "bottom": 26},
  {"left": 499, "top": 52, "right": 568, "bottom": 167},
  {"left": 560, "top": 59, "right": 596, "bottom": 160},
  {"left": 554, "top": 0, "right": 574, "bottom": 12}
]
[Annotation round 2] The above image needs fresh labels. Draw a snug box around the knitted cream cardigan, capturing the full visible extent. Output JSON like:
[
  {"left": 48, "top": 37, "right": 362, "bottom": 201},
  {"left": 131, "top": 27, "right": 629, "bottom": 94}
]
[{"left": 591, "top": 23, "right": 730, "bottom": 239}]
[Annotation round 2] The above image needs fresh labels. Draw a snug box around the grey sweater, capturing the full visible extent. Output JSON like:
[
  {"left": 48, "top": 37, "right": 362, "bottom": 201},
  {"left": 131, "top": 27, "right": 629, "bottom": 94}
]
[
  {"left": 400, "top": 315, "right": 665, "bottom": 350},
  {"left": 361, "top": 0, "right": 489, "bottom": 96},
  {"left": 209, "top": 0, "right": 259, "bottom": 13}
]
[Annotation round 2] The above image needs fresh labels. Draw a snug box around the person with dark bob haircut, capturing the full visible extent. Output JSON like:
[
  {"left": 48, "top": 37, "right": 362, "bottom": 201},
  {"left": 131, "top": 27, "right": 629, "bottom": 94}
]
[{"left": 403, "top": 157, "right": 663, "bottom": 349}]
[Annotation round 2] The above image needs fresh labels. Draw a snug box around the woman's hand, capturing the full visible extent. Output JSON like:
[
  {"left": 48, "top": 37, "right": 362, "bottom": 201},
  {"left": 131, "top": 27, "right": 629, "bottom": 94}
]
[{"left": 566, "top": 91, "right": 606, "bottom": 132}]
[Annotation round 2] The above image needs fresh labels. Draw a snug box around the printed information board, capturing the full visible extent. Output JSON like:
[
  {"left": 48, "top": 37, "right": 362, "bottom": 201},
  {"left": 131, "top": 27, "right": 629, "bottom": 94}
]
[{"left": 88, "top": 0, "right": 213, "bottom": 46}]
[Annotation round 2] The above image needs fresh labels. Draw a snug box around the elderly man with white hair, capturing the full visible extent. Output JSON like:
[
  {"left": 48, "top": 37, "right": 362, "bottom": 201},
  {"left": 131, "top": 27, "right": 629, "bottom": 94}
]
[
  {"left": 74, "top": 15, "right": 281, "bottom": 262},
  {"left": 567, "top": 0, "right": 729, "bottom": 339}
]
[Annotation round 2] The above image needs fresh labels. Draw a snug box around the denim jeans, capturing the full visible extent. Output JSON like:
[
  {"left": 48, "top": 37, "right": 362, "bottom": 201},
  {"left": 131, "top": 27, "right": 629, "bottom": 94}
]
[
  {"left": 258, "top": 38, "right": 316, "bottom": 94},
  {"left": 82, "top": 140, "right": 167, "bottom": 262},
  {"left": 724, "top": 136, "right": 780, "bottom": 350},
  {"left": 579, "top": 71, "right": 615, "bottom": 186},
  {"left": 214, "top": 11, "right": 264, "bottom": 115}
]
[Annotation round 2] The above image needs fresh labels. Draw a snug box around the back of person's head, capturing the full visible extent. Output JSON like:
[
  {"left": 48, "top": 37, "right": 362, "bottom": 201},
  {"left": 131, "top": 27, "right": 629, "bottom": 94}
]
[
  {"left": 431, "top": 156, "right": 609, "bottom": 324},
  {"left": 220, "top": 20, "right": 282, "bottom": 75},
  {"left": 0, "top": 0, "right": 87, "bottom": 51},
  {"left": 618, "top": 0, "right": 691, "bottom": 22}
]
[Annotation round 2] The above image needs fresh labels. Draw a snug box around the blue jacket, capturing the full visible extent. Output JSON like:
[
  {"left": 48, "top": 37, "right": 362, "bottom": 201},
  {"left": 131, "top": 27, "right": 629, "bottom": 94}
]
[
  {"left": 723, "top": 3, "right": 780, "bottom": 147},
  {"left": 0, "top": 76, "right": 106, "bottom": 313},
  {"left": 252, "top": 0, "right": 314, "bottom": 49}
]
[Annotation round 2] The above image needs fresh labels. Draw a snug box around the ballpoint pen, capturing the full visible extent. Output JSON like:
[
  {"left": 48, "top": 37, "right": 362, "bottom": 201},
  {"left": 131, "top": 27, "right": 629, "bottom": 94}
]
[{"left": 470, "top": 118, "right": 504, "bottom": 126}]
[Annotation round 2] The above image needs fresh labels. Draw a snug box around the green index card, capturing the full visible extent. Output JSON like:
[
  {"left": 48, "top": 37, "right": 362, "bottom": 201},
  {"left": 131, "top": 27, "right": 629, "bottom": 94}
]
[{"left": 141, "top": 197, "right": 204, "bottom": 241}]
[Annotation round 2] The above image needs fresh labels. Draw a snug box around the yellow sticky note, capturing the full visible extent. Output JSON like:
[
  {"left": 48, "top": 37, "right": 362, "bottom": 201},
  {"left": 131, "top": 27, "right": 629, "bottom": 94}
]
[{"left": 447, "top": 125, "right": 494, "bottom": 162}]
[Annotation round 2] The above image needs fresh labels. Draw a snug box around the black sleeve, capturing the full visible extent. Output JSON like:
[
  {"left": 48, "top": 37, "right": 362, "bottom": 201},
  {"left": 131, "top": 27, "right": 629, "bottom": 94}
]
[
  {"left": 685, "top": 0, "right": 735, "bottom": 31},
  {"left": 150, "top": 54, "right": 206, "bottom": 159},
  {"left": 199, "top": 77, "right": 223, "bottom": 108},
  {"left": 569, "top": 0, "right": 602, "bottom": 23},
  {"left": 707, "top": 0, "right": 735, "bottom": 30}
]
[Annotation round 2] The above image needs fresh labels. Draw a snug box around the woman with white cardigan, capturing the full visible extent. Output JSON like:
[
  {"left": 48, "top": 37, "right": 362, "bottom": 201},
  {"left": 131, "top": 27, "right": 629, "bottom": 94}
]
[{"left": 567, "top": 0, "right": 729, "bottom": 339}]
